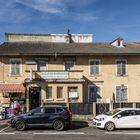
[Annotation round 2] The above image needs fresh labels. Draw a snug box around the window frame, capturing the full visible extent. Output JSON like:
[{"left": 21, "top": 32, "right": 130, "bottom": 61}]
[
  {"left": 116, "top": 59, "right": 127, "bottom": 76},
  {"left": 9, "top": 58, "right": 22, "bottom": 76},
  {"left": 89, "top": 59, "right": 101, "bottom": 76}
]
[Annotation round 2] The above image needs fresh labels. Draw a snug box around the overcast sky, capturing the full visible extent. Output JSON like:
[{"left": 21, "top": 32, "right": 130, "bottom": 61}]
[{"left": 0, "top": 0, "right": 140, "bottom": 42}]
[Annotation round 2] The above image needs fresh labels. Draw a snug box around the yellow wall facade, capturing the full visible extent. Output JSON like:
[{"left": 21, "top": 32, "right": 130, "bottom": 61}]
[{"left": 1, "top": 55, "right": 140, "bottom": 105}]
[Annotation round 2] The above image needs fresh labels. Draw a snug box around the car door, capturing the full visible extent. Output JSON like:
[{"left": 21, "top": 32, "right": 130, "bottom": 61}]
[
  {"left": 26, "top": 107, "right": 44, "bottom": 125},
  {"left": 41, "top": 107, "right": 56, "bottom": 124},
  {"left": 114, "top": 110, "right": 136, "bottom": 128},
  {"left": 131, "top": 110, "right": 140, "bottom": 128}
]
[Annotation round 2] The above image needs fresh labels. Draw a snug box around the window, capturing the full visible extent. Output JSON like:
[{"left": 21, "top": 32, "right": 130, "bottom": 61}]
[
  {"left": 65, "top": 61, "right": 74, "bottom": 71},
  {"left": 10, "top": 59, "right": 22, "bottom": 76},
  {"left": 37, "top": 61, "right": 47, "bottom": 71},
  {"left": 68, "top": 87, "right": 78, "bottom": 98},
  {"left": 56, "top": 108, "right": 63, "bottom": 113},
  {"left": 118, "top": 41, "right": 121, "bottom": 46},
  {"left": 46, "top": 87, "right": 52, "bottom": 99},
  {"left": 30, "top": 107, "right": 43, "bottom": 114},
  {"left": 135, "top": 110, "right": 140, "bottom": 115},
  {"left": 45, "top": 108, "right": 55, "bottom": 113},
  {"left": 88, "top": 86, "right": 101, "bottom": 102},
  {"left": 116, "top": 85, "right": 128, "bottom": 102},
  {"left": 57, "top": 87, "right": 63, "bottom": 98},
  {"left": 116, "top": 60, "right": 126, "bottom": 76},
  {"left": 89, "top": 60, "right": 100, "bottom": 75},
  {"left": 119, "top": 110, "right": 135, "bottom": 117}
]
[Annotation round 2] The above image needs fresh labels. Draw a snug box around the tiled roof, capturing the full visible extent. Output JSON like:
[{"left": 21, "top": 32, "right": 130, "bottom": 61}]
[{"left": 0, "top": 42, "right": 140, "bottom": 55}]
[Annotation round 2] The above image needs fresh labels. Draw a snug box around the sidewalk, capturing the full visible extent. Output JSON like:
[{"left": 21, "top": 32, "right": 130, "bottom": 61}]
[{"left": 0, "top": 119, "right": 10, "bottom": 125}]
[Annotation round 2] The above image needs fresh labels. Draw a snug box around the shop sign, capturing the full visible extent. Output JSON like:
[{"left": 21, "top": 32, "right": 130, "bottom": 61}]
[
  {"left": 69, "top": 91, "right": 78, "bottom": 98},
  {"left": 40, "top": 71, "right": 69, "bottom": 79}
]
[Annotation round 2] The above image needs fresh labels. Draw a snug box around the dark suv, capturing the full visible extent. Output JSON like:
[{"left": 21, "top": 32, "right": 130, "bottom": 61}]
[{"left": 10, "top": 105, "right": 72, "bottom": 131}]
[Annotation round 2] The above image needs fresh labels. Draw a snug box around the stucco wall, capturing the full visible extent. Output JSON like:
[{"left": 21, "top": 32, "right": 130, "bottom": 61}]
[{"left": 1, "top": 55, "right": 140, "bottom": 103}]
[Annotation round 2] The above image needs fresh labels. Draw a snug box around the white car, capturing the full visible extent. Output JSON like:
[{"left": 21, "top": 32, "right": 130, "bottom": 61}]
[{"left": 93, "top": 108, "right": 140, "bottom": 131}]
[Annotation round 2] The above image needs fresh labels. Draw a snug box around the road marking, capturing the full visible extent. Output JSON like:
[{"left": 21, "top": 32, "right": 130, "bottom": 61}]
[
  {"left": 0, "top": 126, "right": 10, "bottom": 133},
  {"left": 106, "top": 132, "right": 140, "bottom": 135},
  {"left": 34, "top": 132, "right": 85, "bottom": 135},
  {"left": 0, "top": 133, "right": 15, "bottom": 135}
]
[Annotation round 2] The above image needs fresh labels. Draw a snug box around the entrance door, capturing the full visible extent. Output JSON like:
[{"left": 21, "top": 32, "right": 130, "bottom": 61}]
[{"left": 29, "top": 87, "right": 41, "bottom": 110}]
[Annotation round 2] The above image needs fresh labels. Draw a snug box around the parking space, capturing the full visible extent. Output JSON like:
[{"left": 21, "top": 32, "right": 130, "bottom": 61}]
[{"left": 1, "top": 120, "right": 140, "bottom": 136}]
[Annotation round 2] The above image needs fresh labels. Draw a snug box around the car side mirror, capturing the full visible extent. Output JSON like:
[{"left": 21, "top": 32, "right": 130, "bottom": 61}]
[
  {"left": 28, "top": 112, "right": 33, "bottom": 116},
  {"left": 117, "top": 114, "right": 122, "bottom": 119}
]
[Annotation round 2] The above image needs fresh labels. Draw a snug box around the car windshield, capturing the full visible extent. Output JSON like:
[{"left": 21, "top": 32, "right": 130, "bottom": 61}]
[{"left": 104, "top": 109, "right": 121, "bottom": 116}]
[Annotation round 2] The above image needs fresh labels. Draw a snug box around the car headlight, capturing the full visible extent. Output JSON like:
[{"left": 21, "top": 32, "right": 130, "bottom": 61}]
[{"left": 98, "top": 118, "right": 105, "bottom": 121}]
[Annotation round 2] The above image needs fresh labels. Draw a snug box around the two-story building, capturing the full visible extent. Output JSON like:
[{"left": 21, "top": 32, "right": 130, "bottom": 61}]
[{"left": 0, "top": 33, "right": 140, "bottom": 112}]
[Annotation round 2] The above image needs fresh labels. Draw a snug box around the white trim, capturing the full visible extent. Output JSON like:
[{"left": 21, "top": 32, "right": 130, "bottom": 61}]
[
  {"left": 9, "top": 58, "right": 22, "bottom": 76},
  {"left": 115, "top": 59, "right": 127, "bottom": 76},
  {"left": 89, "top": 59, "right": 101, "bottom": 76},
  {"left": 88, "top": 84, "right": 102, "bottom": 102},
  {"left": 114, "top": 84, "right": 129, "bottom": 102}
]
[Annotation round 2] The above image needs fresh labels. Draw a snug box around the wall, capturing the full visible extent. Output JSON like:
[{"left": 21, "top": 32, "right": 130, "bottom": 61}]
[
  {"left": 6, "top": 34, "right": 93, "bottom": 43},
  {"left": 1, "top": 55, "right": 140, "bottom": 103}
]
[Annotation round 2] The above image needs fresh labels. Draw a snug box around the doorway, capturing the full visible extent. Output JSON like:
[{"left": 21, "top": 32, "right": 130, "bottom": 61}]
[{"left": 29, "top": 87, "right": 41, "bottom": 110}]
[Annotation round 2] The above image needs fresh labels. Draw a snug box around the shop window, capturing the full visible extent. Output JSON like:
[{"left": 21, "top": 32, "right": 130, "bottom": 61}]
[
  {"left": 46, "top": 87, "right": 52, "bottom": 99},
  {"left": 10, "top": 59, "right": 22, "bottom": 76},
  {"left": 57, "top": 87, "right": 63, "bottom": 98},
  {"left": 2, "top": 93, "right": 9, "bottom": 98},
  {"left": 68, "top": 87, "right": 78, "bottom": 102}
]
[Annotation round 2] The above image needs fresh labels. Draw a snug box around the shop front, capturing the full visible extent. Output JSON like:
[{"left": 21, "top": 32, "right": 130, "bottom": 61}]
[{"left": 0, "top": 84, "right": 25, "bottom": 118}]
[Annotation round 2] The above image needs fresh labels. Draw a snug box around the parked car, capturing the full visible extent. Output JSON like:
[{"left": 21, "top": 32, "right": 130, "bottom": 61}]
[
  {"left": 10, "top": 105, "right": 72, "bottom": 131},
  {"left": 93, "top": 108, "right": 140, "bottom": 131}
]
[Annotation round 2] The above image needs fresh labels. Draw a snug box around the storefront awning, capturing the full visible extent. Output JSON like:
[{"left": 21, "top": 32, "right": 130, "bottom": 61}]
[{"left": 0, "top": 84, "right": 25, "bottom": 93}]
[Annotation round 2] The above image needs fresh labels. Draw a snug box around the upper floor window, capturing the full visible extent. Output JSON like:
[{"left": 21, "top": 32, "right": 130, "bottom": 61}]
[
  {"left": 89, "top": 60, "right": 100, "bottom": 75},
  {"left": 116, "top": 85, "right": 128, "bottom": 102},
  {"left": 65, "top": 61, "right": 75, "bottom": 71},
  {"left": 37, "top": 61, "right": 47, "bottom": 71},
  {"left": 116, "top": 60, "right": 127, "bottom": 76},
  {"left": 10, "top": 59, "right": 22, "bottom": 76}
]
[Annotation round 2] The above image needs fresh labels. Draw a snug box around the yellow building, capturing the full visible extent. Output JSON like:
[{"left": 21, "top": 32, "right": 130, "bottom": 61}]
[{"left": 0, "top": 33, "right": 140, "bottom": 112}]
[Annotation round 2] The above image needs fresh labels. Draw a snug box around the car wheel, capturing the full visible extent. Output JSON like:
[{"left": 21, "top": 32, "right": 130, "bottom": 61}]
[
  {"left": 105, "top": 122, "right": 115, "bottom": 131},
  {"left": 53, "top": 120, "right": 64, "bottom": 131},
  {"left": 15, "top": 121, "right": 26, "bottom": 131}
]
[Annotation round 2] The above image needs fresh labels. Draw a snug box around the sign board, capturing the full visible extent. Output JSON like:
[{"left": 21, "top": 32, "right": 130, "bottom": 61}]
[
  {"left": 69, "top": 91, "right": 78, "bottom": 98},
  {"left": 40, "top": 71, "right": 68, "bottom": 79}
]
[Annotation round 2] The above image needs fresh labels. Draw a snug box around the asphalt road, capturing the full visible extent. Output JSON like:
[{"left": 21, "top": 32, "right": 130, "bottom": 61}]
[{"left": 0, "top": 121, "right": 140, "bottom": 140}]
